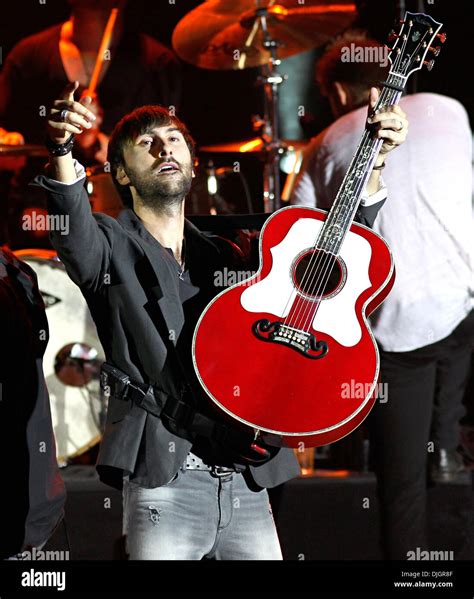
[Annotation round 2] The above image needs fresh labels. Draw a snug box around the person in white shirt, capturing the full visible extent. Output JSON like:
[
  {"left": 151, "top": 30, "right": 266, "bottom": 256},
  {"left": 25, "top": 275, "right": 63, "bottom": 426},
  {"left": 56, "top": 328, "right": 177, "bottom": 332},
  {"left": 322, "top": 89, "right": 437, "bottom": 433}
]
[{"left": 291, "top": 33, "right": 474, "bottom": 560}]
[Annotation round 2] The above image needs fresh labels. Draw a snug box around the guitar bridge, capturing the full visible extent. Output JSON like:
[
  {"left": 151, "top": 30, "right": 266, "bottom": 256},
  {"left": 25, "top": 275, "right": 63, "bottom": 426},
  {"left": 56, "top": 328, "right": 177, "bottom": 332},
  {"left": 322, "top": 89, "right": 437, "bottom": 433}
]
[{"left": 252, "top": 319, "right": 328, "bottom": 359}]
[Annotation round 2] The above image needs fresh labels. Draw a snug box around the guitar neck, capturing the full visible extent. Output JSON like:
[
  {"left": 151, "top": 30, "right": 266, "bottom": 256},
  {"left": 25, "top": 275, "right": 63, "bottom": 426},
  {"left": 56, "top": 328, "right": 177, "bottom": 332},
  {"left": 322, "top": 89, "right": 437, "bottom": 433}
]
[{"left": 318, "top": 72, "right": 406, "bottom": 255}]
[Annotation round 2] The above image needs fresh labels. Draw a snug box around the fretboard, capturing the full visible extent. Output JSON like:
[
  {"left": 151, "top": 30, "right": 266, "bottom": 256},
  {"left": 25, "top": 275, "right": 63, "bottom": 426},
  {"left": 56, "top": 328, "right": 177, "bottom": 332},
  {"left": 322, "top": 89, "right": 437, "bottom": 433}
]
[{"left": 317, "top": 72, "right": 406, "bottom": 255}]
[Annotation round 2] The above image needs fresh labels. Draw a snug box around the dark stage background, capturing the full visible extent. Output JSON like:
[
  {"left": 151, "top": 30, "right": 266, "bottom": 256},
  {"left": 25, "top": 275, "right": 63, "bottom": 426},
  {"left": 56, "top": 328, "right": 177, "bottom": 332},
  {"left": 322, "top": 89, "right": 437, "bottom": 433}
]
[
  {"left": 0, "top": 0, "right": 473, "bottom": 570},
  {"left": 0, "top": 0, "right": 471, "bottom": 149}
]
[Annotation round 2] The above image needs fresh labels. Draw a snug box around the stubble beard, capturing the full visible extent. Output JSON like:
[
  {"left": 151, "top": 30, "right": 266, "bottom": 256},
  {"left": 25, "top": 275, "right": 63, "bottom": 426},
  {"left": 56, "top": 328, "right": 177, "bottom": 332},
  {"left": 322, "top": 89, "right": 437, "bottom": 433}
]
[{"left": 126, "top": 162, "right": 193, "bottom": 215}]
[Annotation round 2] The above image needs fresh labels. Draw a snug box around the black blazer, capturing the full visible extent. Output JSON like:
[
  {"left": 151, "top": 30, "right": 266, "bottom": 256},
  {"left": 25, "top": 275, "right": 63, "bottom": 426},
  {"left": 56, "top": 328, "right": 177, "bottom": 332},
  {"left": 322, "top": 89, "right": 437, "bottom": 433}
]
[{"left": 33, "top": 174, "right": 301, "bottom": 490}]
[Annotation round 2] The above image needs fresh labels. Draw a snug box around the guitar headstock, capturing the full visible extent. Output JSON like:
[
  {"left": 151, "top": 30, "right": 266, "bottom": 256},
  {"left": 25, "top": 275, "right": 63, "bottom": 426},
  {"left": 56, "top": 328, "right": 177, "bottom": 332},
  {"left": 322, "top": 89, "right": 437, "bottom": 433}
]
[{"left": 388, "top": 12, "right": 444, "bottom": 79}]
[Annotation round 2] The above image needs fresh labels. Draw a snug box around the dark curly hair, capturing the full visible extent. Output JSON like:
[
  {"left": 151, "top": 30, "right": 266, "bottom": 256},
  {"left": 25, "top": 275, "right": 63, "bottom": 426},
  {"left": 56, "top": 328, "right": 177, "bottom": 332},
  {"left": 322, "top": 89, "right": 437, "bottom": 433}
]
[{"left": 107, "top": 105, "right": 196, "bottom": 208}]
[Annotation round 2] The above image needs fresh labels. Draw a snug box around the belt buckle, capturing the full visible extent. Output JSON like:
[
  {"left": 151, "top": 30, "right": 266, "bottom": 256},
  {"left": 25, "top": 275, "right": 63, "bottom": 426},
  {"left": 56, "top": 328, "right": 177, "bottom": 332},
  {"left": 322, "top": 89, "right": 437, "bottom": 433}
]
[{"left": 211, "top": 465, "right": 233, "bottom": 478}]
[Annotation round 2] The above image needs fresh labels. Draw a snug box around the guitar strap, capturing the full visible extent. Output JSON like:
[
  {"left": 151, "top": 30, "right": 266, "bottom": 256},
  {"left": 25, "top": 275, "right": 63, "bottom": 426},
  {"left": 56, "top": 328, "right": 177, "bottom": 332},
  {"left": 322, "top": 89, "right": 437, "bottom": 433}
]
[
  {"left": 99, "top": 229, "right": 274, "bottom": 465},
  {"left": 101, "top": 232, "right": 275, "bottom": 465},
  {"left": 100, "top": 361, "right": 273, "bottom": 466}
]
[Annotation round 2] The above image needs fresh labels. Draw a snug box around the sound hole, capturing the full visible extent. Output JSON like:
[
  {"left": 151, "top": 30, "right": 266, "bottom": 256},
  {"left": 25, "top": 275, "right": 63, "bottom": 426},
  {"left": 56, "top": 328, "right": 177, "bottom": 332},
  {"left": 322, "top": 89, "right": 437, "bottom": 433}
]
[{"left": 293, "top": 249, "right": 343, "bottom": 298}]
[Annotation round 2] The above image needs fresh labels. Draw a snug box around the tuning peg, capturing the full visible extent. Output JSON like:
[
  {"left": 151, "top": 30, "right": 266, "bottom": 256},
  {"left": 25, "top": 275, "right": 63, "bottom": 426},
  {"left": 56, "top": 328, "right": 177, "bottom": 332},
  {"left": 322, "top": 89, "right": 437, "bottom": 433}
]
[
  {"left": 388, "top": 30, "right": 400, "bottom": 42},
  {"left": 429, "top": 45, "right": 441, "bottom": 56},
  {"left": 423, "top": 59, "right": 436, "bottom": 71},
  {"left": 436, "top": 32, "right": 447, "bottom": 43}
]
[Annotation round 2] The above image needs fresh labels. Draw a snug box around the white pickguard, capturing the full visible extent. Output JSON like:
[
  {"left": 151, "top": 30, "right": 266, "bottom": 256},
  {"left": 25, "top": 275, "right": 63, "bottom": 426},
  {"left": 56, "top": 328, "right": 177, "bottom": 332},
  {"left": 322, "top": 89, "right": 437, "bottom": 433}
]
[{"left": 240, "top": 218, "right": 372, "bottom": 347}]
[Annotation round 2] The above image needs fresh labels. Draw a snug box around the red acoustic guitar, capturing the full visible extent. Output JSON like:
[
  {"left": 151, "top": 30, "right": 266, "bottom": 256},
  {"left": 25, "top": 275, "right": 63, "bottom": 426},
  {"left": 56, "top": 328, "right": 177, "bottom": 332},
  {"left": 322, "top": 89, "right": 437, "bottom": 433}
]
[{"left": 193, "top": 13, "right": 444, "bottom": 449}]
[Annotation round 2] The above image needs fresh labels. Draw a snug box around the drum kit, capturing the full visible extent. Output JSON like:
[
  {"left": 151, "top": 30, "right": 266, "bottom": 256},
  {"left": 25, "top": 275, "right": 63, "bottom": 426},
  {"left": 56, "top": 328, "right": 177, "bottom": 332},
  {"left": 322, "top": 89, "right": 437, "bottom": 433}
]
[
  {"left": 0, "top": 0, "right": 356, "bottom": 465},
  {"left": 12, "top": 250, "right": 105, "bottom": 466},
  {"left": 174, "top": 0, "right": 356, "bottom": 212}
]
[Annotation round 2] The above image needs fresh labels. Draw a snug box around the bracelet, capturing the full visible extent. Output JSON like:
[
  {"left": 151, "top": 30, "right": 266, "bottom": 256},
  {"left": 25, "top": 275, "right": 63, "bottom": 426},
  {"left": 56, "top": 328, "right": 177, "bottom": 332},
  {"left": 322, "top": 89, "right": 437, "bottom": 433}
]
[
  {"left": 45, "top": 134, "right": 75, "bottom": 157},
  {"left": 372, "top": 161, "right": 386, "bottom": 170}
]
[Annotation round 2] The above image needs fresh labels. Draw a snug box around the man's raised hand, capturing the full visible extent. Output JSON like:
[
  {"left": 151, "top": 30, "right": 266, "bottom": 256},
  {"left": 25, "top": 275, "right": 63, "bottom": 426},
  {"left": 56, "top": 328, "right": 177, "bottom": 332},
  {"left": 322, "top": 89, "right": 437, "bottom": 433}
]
[{"left": 47, "top": 81, "right": 97, "bottom": 144}]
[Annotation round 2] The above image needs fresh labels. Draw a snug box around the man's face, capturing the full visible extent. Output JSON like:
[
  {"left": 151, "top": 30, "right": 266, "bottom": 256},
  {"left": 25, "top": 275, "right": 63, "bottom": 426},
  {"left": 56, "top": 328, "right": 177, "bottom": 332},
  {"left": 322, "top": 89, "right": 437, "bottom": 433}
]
[{"left": 120, "top": 124, "right": 194, "bottom": 212}]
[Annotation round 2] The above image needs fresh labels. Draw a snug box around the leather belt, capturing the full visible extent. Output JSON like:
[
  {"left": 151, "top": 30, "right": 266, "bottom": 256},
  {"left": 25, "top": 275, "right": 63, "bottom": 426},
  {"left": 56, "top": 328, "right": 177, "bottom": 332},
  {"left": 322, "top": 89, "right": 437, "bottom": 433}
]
[{"left": 185, "top": 452, "right": 238, "bottom": 478}]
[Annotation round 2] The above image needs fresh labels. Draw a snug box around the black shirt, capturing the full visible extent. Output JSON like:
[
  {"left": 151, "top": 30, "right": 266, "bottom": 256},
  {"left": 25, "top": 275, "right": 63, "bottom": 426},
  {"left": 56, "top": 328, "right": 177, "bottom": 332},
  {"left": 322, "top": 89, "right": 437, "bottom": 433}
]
[{"left": 159, "top": 237, "right": 248, "bottom": 470}]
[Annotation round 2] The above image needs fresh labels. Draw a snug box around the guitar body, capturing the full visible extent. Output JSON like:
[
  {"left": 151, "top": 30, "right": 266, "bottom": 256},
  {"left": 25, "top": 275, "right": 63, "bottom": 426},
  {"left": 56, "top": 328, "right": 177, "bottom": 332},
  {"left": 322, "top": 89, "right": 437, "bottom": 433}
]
[
  {"left": 193, "top": 206, "right": 395, "bottom": 448},
  {"left": 191, "top": 12, "right": 445, "bottom": 449}
]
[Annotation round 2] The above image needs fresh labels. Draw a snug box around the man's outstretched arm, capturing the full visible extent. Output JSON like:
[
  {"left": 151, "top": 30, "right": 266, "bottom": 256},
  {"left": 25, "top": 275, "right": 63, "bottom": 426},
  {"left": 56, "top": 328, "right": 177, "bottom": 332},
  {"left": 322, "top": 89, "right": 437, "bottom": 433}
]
[{"left": 31, "top": 81, "right": 114, "bottom": 292}]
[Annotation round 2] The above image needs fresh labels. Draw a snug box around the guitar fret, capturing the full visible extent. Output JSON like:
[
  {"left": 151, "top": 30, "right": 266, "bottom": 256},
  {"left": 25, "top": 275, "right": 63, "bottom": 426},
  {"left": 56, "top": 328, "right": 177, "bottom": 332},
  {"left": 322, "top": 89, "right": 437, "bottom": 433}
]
[
  {"left": 316, "top": 74, "right": 405, "bottom": 254},
  {"left": 191, "top": 11, "right": 444, "bottom": 448}
]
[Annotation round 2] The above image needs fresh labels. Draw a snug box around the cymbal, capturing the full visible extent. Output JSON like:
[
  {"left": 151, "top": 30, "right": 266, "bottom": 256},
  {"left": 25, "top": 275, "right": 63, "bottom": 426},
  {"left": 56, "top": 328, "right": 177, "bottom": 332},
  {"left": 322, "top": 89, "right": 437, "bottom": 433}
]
[
  {"left": 172, "top": 0, "right": 356, "bottom": 70},
  {"left": 200, "top": 137, "right": 307, "bottom": 153},
  {"left": 0, "top": 144, "right": 48, "bottom": 157}
]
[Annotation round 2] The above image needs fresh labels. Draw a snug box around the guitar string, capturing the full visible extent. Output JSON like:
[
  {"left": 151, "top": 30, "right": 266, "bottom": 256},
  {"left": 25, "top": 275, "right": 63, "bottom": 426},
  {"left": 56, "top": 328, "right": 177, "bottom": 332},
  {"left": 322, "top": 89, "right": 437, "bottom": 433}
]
[
  {"left": 294, "top": 24, "right": 430, "bottom": 333},
  {"left": 287, "top": 33, "right": 410, "bottom": 331},
  {"left": 281, "top": 67, "right": 406, "bottom": 328},
  {"left": 296, "top": 88, "right": 399, "bottom": 333},
  {"left": 289, "top": 25, "right": 434, "bottom": 336},
  {"left": 286, "top": 27, "right": 414, "bottom": 332},
  {"left": 279, "top": 23, "right": 429, "bottom": 334},
  {"left": 283, "top": 83, "right": 395, "bottom": 331},
  {"left": 284, "top": 72, "right": 394, "bottom": 332},
  {"left": 282, "top": 108, "right": 387, "bottom": 332},
  {"left": 279, "top": 118, "right": 385, "bottom": 328},
  {"left": 280, "top": 76, "right": 396, "bottom": 331},
  {"left": 287, "top": 105, "right": 388, "bottom": 333}
]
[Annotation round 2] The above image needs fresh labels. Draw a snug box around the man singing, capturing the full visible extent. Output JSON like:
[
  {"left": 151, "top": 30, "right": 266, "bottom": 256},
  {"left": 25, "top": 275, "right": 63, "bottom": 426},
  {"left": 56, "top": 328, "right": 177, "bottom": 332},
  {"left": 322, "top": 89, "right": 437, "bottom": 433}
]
[{"left": 33, "top": 81, "right": 407, "bottom": 559}]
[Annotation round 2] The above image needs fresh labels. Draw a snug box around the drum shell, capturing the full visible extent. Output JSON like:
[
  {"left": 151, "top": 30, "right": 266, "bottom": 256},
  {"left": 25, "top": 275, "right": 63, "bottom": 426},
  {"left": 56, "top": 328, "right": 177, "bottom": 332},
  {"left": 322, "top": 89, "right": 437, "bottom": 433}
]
[{"left": 14, "top": 249, "right": 105, "bottom": 464}]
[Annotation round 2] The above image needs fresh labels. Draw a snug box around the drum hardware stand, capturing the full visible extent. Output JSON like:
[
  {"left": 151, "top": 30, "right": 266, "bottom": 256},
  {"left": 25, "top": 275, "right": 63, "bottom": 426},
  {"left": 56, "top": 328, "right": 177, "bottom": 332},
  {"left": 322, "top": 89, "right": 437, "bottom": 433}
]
[
  {"left": 204, "top": 160, "right": 235, "bottom": 214},
  {"left": 172, "top": 0, "right": 358, "bottom": 213},
  {"left": 247, "top": 5, "right": 288, "bottom": 212},
  {"left": 204, "top": 160, "right": 219, "bottom": 215},
  {"left": 203, "top": 159, "right": 254, "bottom": 215}
]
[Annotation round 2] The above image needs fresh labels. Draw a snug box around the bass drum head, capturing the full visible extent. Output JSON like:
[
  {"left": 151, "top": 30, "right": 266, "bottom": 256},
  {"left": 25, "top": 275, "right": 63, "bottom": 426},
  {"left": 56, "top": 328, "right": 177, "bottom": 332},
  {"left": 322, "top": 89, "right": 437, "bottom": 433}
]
[{"left": 14, "top": 249, "right": 105, "bottom": 465}]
